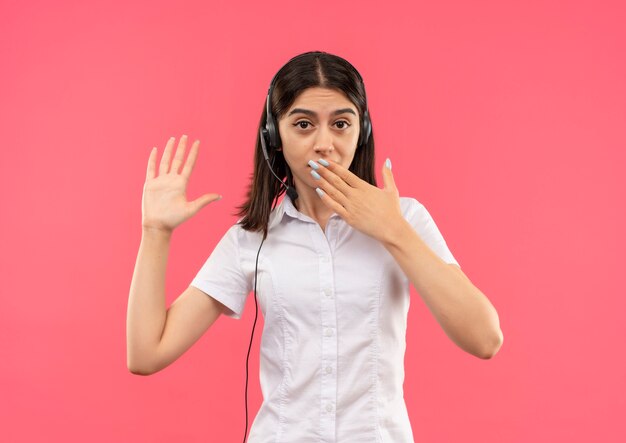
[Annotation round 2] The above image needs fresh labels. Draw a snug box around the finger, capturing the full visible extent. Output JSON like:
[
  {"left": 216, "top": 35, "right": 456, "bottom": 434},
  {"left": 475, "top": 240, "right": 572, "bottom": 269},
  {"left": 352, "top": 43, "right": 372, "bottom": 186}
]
[
  {"left": 188, "top": 193, "right": 223, "bottom": 216},
  {"left": 170, "top": 134, "right": 188, "bottom": 174},
  {"left": 181, "top": 139, "right": 200, "bottom": 180},
  {"left": 316, "top": 158, "right": 362, "bottom": 189},
  {"left": 310, "top": 169, "right": 350, "bottom": 207},
  {"left": 382, "top": 159, "right": 397, "bottom": 192},
  {"left": 313, "top": 165, "right": 353, "bottom": 198},
  {"left": 316, "top": 187, "right": 349, "bottom": 219},
  {"left": 146, "top": 147, "right": 157, "bottom": 181},
  {"left": 159, "top": 136, "right": 176, "bottom": 176}
]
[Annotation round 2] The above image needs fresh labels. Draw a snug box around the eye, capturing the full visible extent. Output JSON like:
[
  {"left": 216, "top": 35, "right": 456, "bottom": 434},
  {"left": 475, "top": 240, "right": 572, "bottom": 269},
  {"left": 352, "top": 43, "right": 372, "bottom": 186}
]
[{"left": 292, "top": 120, "right": 351, "bottom": 130}]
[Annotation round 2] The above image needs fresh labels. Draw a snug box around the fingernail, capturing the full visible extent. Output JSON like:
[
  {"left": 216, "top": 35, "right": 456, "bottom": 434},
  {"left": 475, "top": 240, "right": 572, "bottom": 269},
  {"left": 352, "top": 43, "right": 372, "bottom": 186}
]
[
  {"left": 316, "top": 187, "right": 325, "bottom": 197},
  {"left": 385, "top": 158, "right": 392, "bottom": 170},
  {"left": 308, "top": 160, "right": 320, "bottom": 170},
  {"left": 310, "top": 170, "right": 321, "bottom": 180},
  {"left": 318, "top": 158, "right": 329, "bottom": 167}
]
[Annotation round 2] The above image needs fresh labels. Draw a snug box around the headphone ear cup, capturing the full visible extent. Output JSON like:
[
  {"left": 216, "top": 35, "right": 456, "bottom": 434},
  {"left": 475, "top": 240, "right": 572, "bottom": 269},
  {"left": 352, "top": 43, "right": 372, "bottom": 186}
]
[{"left": 266, "top": 114, "right": 281, "bottom": 149}]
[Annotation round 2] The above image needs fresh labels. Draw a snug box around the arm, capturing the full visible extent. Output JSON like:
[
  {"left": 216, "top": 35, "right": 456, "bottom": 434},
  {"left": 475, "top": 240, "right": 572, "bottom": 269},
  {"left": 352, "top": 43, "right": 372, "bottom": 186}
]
[
  {"left": 127, "top": 135, "right": 227, "bottom": 374},
  {"left": 382, "top": 219, "right": 503, "bottom": 359},
  {"left": 126, "top": 227, "right": 172, "bottom": 374},
  {"left": 126, "top": 227, "right": 229, "bottom": 375}
]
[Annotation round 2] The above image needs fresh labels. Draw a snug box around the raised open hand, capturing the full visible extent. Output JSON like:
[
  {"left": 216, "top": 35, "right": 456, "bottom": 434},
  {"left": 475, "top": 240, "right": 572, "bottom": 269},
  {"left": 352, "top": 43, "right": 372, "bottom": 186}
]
[{"left": 141, "top": 135, "right": 222, "bottom": 233}]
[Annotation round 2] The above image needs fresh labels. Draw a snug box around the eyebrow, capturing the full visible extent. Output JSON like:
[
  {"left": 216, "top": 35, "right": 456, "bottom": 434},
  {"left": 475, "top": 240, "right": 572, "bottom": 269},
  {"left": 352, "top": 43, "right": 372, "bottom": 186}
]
[{"left": 287, "top": 107, "right": 357, "bottom": 118}]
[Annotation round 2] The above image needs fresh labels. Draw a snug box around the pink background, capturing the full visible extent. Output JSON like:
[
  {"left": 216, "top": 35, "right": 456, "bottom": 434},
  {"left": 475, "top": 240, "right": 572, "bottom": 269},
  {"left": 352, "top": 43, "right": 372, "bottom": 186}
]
[{"left": 1, "top": 0, "right": 624, "bottom": 441}]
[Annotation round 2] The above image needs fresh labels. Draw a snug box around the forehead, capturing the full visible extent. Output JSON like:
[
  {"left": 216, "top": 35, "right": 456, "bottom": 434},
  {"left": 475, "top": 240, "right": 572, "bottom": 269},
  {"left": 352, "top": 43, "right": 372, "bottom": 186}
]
[{"left": 289, "top": 87, "right": 356, "bottom": 110}]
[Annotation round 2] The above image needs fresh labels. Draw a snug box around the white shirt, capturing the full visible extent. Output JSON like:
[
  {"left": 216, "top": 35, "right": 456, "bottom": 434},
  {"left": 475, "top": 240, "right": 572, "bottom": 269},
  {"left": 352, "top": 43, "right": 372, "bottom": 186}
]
[{"left": 191, "top": 195, "right": 459, "bottom": 442}]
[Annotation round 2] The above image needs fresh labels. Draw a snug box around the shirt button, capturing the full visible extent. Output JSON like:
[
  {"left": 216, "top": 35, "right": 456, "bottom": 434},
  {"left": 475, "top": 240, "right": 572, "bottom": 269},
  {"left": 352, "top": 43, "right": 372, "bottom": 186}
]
[
  {"left": 326, "top": 366, "right": 332, "bottom": 374},
  {"left": 325, "top": 328, "right": 333, "bottom": 336},
  {"left": 326, "top": 403, "right": 333, "bottom": 412},
  {"left": 324, "top": 289, "right": 332, "bottom": 298},
  {"left": 321, "top": 256, "right": 329, "bottom": 263}
]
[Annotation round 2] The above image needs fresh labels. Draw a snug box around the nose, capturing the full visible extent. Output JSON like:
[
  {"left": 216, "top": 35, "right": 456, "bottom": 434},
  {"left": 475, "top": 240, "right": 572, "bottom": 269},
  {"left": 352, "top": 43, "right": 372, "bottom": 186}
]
[{"left": 314, "top": 126, "right": 335, "bottom": 153}]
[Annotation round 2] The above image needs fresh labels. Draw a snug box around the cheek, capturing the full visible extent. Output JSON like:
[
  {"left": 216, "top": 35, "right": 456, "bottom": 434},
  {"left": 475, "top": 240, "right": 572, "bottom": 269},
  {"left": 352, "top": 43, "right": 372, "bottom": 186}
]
[{"left": 279, "top": 131, "right": 307, "bottom": 153}]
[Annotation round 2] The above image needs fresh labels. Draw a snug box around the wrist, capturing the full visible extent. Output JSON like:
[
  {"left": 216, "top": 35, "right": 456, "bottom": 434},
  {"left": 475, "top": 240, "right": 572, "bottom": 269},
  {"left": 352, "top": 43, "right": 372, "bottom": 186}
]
[
  {"left": 141, "top": 225, "right": 173, "bottom": 238},
  {"left": 380, "top": 217, "right": 413, "bottom": 249}
]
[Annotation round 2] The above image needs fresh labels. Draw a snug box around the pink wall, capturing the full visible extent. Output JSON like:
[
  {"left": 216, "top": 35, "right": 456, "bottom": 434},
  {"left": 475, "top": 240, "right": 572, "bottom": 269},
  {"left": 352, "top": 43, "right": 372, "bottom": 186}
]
[{"left": 1, "top": 0, "right": 624, "bottom": 441}]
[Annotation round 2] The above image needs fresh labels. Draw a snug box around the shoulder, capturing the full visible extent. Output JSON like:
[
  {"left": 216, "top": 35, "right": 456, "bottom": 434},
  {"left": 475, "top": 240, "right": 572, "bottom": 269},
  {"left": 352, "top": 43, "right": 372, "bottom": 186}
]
[
  {"left": 229, "top": 220, "right": 265, "bottom": 252},
  {"left": 399, "top": 196, "right": 425, "bottom": 220}
]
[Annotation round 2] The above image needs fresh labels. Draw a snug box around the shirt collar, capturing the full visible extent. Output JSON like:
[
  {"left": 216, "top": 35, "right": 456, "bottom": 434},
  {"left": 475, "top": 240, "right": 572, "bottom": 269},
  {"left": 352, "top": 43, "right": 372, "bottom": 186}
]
[
  {"left": 268, "top": 193, "right": 342, "bottom": 230},
  {"left": 268, "top": 194, "right": 300, "bottom": 230}
]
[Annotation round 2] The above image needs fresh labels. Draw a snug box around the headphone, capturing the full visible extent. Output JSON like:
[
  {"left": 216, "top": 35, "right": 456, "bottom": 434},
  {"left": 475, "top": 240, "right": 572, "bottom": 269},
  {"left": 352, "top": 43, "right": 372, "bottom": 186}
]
[{"left": 242, "top": 52, "right": 371, "bottom": 443}]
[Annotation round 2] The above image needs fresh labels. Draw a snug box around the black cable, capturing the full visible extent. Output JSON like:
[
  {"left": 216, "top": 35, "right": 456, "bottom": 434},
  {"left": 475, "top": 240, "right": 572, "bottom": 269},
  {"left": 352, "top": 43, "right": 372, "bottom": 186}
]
[
  {"left": 242, "top": 231, "right": 264, "bottom": 443},
  {"left": 243, "top": 152, "right": 294, "bottom": 442}
]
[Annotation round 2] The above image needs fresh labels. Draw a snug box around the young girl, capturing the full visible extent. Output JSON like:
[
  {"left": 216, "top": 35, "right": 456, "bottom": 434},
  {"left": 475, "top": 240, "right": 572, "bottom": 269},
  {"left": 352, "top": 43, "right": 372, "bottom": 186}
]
[{"left": 127, "top": 51, "right": 503, "bottom": 443}]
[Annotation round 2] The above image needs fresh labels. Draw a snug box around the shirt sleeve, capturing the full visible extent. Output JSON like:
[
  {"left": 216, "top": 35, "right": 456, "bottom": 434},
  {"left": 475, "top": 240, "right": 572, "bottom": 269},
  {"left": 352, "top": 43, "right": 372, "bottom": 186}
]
[
  {"left": 190, "top": 224, "right": 251, "bottom": 320},
  {"left": 404, "top": 197, "right": 460, "bottom": 266}
]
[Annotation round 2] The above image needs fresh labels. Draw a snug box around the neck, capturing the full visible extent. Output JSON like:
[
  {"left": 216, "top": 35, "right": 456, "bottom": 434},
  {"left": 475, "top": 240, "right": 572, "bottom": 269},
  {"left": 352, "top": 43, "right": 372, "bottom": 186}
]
[{"left": 292, "top": 184, "right": 334, "bottom": 222}]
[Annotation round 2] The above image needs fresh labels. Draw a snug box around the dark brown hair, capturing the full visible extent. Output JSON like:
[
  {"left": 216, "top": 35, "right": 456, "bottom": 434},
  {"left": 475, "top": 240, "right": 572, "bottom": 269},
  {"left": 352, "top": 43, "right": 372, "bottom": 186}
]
[{"left": 234, "top": 51, "right": 376, "bottom": 240}]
